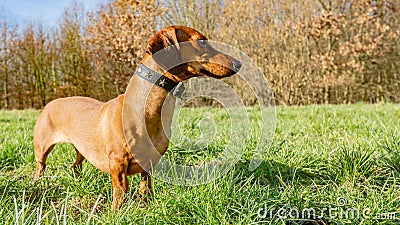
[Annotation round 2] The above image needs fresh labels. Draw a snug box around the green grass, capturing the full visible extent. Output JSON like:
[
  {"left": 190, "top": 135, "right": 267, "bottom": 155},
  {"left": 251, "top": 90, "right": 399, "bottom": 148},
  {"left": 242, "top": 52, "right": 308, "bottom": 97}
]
[{"left": 0, "top": 103, "right": 399, "bottom": 224}]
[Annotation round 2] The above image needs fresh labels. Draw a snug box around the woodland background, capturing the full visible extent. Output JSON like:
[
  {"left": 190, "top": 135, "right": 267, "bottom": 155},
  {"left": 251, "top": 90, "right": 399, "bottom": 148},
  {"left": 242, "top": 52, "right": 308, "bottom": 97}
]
[{"left": 0, "top": 0, "right": 399, "bottom": 109}]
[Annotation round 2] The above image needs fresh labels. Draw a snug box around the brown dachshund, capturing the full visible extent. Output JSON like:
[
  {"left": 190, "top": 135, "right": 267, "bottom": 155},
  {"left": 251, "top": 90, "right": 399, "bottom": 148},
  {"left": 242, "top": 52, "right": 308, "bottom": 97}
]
[{"left": 33, "top": 25, "right": 241, "bottom": 209}]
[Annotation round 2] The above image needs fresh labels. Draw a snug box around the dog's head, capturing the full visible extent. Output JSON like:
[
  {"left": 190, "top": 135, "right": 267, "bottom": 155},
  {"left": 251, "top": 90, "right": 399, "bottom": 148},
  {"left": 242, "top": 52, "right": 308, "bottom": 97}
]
[{"left": 145, "top": 26, "right": 241, "bottom": 81}]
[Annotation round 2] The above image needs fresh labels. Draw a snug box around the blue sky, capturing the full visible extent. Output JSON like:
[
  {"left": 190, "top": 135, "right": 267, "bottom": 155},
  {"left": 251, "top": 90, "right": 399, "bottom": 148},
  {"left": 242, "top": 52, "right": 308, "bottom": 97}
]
[{"left": 0, "top": 0, "right": 101, "bottom": 25}]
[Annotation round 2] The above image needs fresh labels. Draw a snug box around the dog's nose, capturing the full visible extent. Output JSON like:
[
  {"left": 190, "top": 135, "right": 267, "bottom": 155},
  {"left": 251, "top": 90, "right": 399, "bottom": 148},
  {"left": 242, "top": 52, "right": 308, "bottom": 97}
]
[{"left": 232, "top": 60, "right": 242, "bottom": 72}]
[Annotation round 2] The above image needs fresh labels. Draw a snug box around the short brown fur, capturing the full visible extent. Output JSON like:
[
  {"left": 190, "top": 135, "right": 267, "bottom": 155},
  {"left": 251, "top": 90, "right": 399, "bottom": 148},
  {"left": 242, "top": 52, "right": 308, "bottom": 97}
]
[{"left": 33, "top": 26, "right": 240, "bottom": 209}]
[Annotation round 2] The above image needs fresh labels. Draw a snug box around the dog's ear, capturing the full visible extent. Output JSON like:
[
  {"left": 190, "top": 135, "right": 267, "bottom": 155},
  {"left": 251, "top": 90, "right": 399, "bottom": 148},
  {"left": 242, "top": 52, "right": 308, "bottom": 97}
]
[
  {"left": 146, "top": 27, "right": 182, "bottom": 74},
  {"left": 146, "top": 27, "right": 180, "bottom": 54}
]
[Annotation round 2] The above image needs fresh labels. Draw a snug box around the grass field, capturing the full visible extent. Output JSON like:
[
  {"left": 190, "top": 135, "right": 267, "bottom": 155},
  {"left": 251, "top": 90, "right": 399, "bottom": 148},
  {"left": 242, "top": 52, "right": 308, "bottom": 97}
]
[{"left": 0, "top": 103, "right": 399, "bottom": 224}]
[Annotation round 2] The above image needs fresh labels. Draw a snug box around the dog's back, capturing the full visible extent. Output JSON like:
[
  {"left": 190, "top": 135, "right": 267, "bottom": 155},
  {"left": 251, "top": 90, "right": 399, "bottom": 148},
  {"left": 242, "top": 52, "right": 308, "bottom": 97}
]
[
  {"left": 34, "top": 97, "right": 104, "bottom": 143},
  {"left": 33, "top": 97, "right": 111, "bottom": 174}
]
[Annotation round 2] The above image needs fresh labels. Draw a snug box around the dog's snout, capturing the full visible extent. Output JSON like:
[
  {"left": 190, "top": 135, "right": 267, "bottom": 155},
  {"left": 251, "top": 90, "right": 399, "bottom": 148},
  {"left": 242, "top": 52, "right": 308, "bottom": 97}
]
[{"left": 232, "top": 60, "right": 242, "bottom": 72}]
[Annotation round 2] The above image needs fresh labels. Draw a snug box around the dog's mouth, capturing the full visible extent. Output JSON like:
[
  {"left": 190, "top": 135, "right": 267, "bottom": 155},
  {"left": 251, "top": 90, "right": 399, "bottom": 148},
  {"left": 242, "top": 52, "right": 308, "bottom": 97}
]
[
  {"left": 185, "top": 60, "right": 241, "bottom": 79},
  {"left": 198, "top": 58, "right": 241, "bottom": 79},
  {"left": 200, "top": 68, "right": 219, "bottom": 77},
  {"left": 200, "top": 68, "right": 235, "bottom": 79}
]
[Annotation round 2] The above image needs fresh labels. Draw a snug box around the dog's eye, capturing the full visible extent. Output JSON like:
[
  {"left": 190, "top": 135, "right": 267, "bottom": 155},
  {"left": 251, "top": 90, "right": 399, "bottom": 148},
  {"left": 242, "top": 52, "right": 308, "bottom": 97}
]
[{"left": 197, "top": 39, "right": 207, "bottom": 47}]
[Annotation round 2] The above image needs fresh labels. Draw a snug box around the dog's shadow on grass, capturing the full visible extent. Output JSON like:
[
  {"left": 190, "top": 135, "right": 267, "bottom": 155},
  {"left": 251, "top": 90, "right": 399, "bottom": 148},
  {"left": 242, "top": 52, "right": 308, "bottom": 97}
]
[
  {"left": 0, "top": 162, "right": 112, "bottom": 214},
  {"left": 231, "top": 160, "right": 331, "bottom": 225}
]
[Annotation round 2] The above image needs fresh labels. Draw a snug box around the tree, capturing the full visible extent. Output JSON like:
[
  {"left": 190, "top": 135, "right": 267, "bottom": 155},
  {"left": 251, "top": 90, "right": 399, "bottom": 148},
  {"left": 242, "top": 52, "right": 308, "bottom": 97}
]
[
  {"left": 0, "top": 10, "right": 18, "bottom": 109},
  {"left": 58, "top": 2, "right": 92, "bottom": 97},
  {"left": 86, "top": 0, "right": 166, "bottom": 100}
]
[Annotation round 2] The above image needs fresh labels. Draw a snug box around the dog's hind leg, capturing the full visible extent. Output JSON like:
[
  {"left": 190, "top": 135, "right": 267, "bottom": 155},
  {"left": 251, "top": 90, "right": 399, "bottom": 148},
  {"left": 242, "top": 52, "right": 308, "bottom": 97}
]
[
  {"left": 33, "top": 114, "right": 65, "bottom": 182},
  {"left": 33, "top": 140, "right": 55, "bottom": 182},
  {"left": 73, "top": 147, "right": 85, "bottom": 176}
]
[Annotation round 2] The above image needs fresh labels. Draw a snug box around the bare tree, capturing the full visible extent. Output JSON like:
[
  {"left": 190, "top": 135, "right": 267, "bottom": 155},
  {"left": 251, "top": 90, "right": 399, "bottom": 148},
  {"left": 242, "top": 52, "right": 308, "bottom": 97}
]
[
  {"left": 58, "top": 2, "right": 92, "bottom": 97},
  {"left": 0, "top": 10, "right": 18, "bottom": 109},
  {"left": 86, "top": 0, "right": 166, "bottom": 100},
  {"left": 0, "top": 0, "right": 399, "bottom": 108}
]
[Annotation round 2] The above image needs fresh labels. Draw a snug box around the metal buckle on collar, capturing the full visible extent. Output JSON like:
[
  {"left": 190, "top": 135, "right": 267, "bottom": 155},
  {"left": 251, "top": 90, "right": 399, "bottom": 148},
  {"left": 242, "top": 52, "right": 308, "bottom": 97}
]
[{"left": 171, "top": 82, "right": 185, "bottom": 98}]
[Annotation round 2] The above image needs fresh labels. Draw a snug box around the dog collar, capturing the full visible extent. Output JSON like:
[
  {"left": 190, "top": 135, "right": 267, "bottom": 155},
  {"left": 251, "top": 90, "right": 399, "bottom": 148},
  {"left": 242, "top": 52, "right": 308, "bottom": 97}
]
[{"left": 135, "top": 64, "right": 185, "bottom": 98}]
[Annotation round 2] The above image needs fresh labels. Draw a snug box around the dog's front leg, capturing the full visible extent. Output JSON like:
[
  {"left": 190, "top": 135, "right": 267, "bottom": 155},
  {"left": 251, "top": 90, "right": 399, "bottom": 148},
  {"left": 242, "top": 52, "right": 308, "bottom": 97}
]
[
  {"left": 140, "top": 171, "right": 153, "bottom": 203},
  {"left": 110, "top": 162, "right": 129, "bottom": 210}
]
